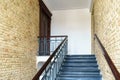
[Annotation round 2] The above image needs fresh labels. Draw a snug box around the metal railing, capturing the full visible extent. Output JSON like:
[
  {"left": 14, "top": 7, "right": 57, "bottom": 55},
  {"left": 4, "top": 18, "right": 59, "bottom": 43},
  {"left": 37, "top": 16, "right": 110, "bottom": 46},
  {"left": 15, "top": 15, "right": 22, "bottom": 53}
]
[
  {"left": 38, "top": 36, "right": 66, "bottom": 56},
  {"left": 33, "top": 36, "right": 68, "bottom": 80}
]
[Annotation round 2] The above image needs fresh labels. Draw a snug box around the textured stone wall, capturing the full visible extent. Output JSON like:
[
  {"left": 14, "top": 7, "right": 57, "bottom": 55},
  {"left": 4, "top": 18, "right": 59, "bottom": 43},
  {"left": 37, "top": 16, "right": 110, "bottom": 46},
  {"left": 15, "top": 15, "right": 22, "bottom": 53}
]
[
  {"left": 0, "top": 0, "right": 39, "bottom": 80},
  {"left": 92, "top": 0, "right": 120, "bottom": 80}
]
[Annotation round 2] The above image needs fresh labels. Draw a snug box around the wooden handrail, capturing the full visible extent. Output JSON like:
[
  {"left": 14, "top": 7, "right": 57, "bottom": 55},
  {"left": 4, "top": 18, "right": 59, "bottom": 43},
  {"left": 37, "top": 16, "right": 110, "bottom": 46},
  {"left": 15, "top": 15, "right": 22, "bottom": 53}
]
[
  {"left": 94, "top": 34, "right": 120, "bottom": 80},
  {"left": 32, "top": 36, "right": 68, "bottom": 80}
]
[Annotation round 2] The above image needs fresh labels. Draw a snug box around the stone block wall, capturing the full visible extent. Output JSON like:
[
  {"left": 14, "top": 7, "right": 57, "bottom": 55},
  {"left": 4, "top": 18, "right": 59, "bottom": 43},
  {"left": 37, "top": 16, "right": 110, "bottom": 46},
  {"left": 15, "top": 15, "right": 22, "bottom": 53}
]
[
  {"left": 92, "top": 0, "right": 120, "bottom": 80},
  {"left": 0, "top": 0, "right": 39, "bottom": 80}
]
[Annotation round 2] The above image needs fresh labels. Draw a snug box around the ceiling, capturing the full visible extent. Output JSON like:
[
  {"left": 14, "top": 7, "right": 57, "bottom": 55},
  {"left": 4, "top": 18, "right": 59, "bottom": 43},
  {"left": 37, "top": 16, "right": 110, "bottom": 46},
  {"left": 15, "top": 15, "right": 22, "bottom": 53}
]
[{"left": 43, "top": 0, "right": 92, "bottom": 11}]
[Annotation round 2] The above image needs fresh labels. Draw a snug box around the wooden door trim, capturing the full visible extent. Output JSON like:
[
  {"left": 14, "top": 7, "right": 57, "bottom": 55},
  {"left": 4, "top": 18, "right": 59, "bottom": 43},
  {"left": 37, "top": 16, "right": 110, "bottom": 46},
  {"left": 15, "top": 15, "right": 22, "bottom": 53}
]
[
  {"left": 39, "top": 0, "right": 52, "bottom": 19},
  {"left": 39, "top": 0, "right": 52, "bottom": 37},
  {"left": 38, "top": 0, "right": 52, "bottom": 55}
]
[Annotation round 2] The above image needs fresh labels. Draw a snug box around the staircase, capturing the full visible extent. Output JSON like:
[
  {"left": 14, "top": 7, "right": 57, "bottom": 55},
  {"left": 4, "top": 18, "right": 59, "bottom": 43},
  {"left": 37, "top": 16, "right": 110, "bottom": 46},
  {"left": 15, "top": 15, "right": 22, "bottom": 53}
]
[{"left": 56, "top": 55, "right": 102, "bottom": 80}]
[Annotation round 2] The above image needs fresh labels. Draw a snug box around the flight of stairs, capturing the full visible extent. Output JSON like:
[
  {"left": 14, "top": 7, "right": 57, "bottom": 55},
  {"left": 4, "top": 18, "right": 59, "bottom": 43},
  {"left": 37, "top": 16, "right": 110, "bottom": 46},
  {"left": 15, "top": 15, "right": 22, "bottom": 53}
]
[{"left": 56, "top": 55, "right": 102, "bottom": 80}]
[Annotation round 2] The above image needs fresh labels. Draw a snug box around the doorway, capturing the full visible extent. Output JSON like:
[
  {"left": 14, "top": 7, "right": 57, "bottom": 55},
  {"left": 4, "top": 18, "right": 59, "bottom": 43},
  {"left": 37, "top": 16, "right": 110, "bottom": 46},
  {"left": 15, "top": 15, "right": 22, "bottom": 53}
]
[{"left": 39, "top": 0, "right": 52, "bottom": 55}]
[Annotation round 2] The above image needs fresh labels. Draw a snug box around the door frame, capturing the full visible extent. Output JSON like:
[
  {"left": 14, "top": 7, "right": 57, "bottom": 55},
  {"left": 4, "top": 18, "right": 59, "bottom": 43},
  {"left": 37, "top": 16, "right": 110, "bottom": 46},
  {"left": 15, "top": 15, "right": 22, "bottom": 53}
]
[
  {"left": 39, "top": 0, "right": 52, "bottom": 37},
  {"left": 39, "top": 0, "right": 52, "bottom": 55}
]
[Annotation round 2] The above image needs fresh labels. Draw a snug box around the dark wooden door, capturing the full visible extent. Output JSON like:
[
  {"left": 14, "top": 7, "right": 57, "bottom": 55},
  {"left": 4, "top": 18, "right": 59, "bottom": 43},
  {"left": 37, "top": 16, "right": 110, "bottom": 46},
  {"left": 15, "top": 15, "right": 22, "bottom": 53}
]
[
  {"left": 39, "top": 0, "right": 52, "bottom": 55},
  {"left": 40, "top": 9, "right": 51, "bottom": 37}
]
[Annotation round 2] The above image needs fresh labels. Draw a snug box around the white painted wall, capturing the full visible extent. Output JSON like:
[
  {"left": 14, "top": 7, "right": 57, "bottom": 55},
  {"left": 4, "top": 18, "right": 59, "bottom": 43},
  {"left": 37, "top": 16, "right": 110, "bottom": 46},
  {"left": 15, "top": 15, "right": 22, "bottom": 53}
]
[{"left": 51, "top": 9, "right": 91, "bottom": 55}]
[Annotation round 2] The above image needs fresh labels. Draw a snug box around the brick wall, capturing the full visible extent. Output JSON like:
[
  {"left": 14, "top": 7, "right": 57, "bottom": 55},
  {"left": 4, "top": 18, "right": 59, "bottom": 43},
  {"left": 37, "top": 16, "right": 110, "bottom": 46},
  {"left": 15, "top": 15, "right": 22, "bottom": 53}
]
[
  {"left": 0, "top": 0, "right": 39, "bottom": 80},
  {"left": 92, "top": 0, "right": 120, "bottom": 80}
]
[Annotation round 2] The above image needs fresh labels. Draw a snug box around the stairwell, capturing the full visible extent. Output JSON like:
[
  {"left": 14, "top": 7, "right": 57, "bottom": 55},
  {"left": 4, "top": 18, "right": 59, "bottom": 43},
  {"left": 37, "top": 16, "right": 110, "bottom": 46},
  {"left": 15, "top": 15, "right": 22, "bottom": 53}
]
[{"left": 56, "top": 55, "right": 102, "bottom": 80}]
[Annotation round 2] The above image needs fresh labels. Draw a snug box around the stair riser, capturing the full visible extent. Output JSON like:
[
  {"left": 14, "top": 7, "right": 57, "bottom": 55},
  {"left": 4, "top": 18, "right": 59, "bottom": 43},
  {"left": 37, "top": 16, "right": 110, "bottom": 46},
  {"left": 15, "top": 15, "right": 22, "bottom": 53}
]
[
  {"left": 61, "top": 67, "right": 99, "bottom": 69},
  {"left": 60, "top": 70, "right": 100, "bottom": 72},
  {"left": 66, "top": 55, "right": 95, "bottom": 57},
  {"left": 64, "top": 59, "right": 96, "bottom": 61},
  {"left": 62, "top": 63, "right": 98, "bottom": 66},
  {"left": 57, "top": 77, "right": 102, "bottom": 80},
  {"left": 62, "top": 66, "right": 98, "bottom": 68},
  {"left": 59, "top": 75, "right": 102, "bottom": 77},
  {"left": 64, "top": 61, "right": 97, "bottom": 63},
  {"left": 65, "top": 57, "right": 96, "bottom": 59},
  {"left": 61, "top": 66, "right": 98, "bottom": 69},
  {"left": 59, "top": 72, "right": 100, "bottom": 75},
  {"left": 63, "top": 62, "right": 98, "bottom": 64}
]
